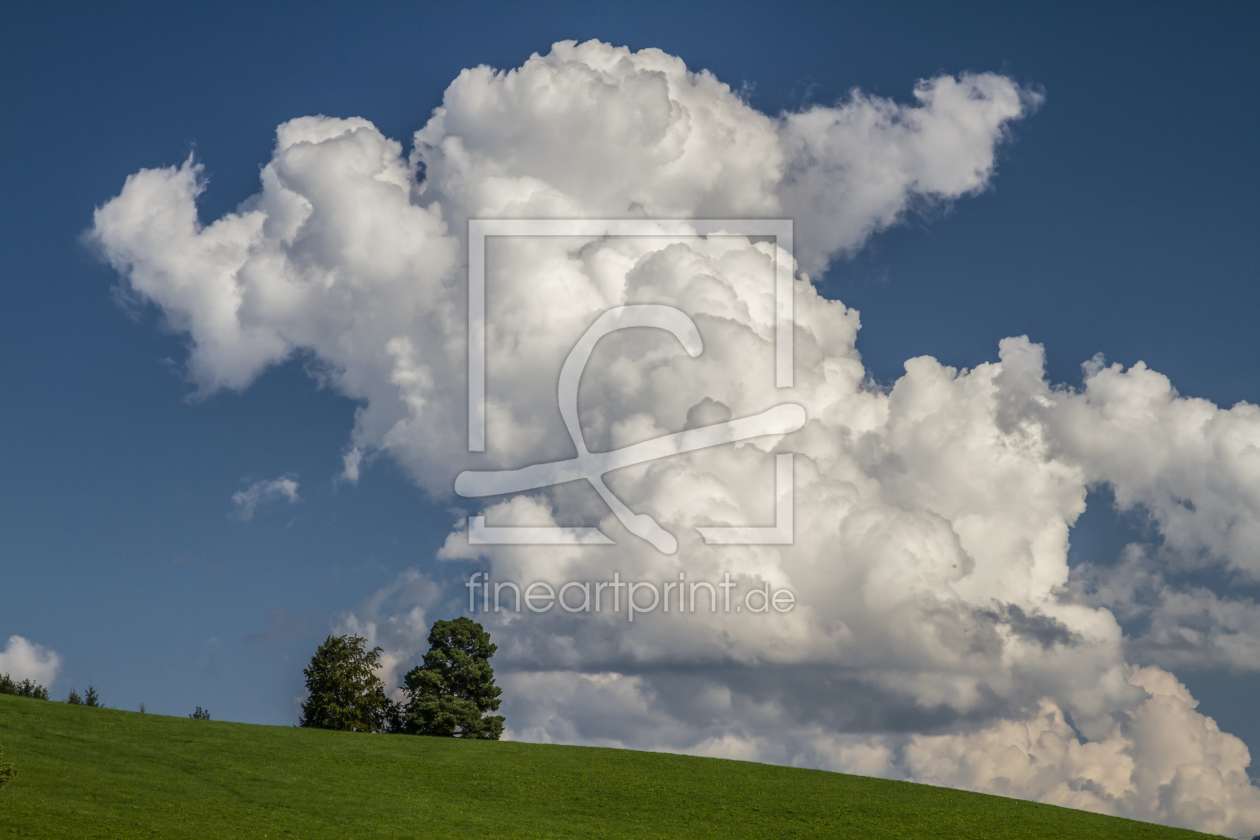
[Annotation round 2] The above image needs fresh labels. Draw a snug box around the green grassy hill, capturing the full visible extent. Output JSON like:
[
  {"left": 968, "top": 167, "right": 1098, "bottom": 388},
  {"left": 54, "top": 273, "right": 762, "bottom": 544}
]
[{"left": 0, "top": 694, "right": 1223, "bottom": 839}]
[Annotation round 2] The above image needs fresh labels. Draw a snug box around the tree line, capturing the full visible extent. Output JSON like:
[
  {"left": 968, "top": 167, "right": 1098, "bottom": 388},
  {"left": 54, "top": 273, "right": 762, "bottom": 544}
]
[
  {"left": 300, "top": 617, "right": 504, "bottom": 739},
  {"left": 2, "top": 673, "right": 108, "bottom": 708},
  {"left": 0, "top": 673, "right": 50, "bottom": 700},
  {"left": 0, "top": 616, "right": 502, "bottom": 739},
  {"left": 2, "top": 672, "right": 212, "bottom": 718}
]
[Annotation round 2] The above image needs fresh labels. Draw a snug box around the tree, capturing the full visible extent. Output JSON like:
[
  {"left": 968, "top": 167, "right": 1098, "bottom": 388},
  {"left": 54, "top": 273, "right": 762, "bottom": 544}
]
[
  {"left": 0, "top": 673, "right": 49, "bottom": 700},
  {"left": 66, "top": 688, "right": 82, "bottom": 705},
  {"left": 0, "top": 745, "right": 14, "bottom": 794},
  {"left": 189, "top": 707, "right": 210, "bottom": 720},
  {"left": 83, "top": 683, "right": 101, "bottom": 708},
  {"left": 402, "top": 617, "right": 504, "bottom": 739},
  {"left": 300, "top": 634, "right": 398, "bottom": 733}
]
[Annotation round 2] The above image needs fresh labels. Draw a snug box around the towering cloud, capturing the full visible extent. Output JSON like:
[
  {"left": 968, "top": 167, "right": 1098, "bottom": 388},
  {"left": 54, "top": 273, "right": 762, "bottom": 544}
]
[{"left": 91, "top": 40, "right": 1260, "bottom": 837}]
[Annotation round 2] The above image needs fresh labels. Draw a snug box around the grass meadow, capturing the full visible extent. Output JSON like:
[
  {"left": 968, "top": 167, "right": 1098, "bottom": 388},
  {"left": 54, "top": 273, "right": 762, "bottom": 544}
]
[{"left": 0, "top": 694, "right": 1222, "bottom": 839}]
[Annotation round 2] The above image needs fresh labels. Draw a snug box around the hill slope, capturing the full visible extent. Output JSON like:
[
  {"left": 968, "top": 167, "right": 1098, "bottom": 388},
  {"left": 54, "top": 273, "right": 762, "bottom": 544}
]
[{"left": 0, "top": 694, "right": 1222, "bottom": 839}]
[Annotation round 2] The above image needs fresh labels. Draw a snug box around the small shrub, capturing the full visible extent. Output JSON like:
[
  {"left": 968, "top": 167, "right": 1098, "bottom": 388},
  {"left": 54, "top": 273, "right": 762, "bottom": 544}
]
[
  {"left": 0, "top": 745, "right": 15, "bottom": 793},
  {"left": 190, "top": 707, "right": 211, "bottom": 721}
]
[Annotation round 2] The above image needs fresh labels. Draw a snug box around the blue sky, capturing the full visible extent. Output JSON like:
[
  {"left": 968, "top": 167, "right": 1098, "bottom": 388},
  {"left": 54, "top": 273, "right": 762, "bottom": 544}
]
[{"left": 2, "top": 0, "right": 1259, "bottom": 788}]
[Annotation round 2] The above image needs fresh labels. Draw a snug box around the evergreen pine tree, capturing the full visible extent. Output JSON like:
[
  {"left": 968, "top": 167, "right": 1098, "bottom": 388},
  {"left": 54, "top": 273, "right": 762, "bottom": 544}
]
[
  {"left": 402, "top": 617, "right": 504, "bottom": 739},
  {"left": 66, "top": 688, "right": 82, "bottom": 705},
  {"left": 83, "top": 683, "right": 101, "bottom": 707}
]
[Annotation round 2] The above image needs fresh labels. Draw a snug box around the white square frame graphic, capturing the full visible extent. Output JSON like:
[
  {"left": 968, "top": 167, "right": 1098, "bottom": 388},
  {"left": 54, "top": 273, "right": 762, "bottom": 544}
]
[{"left": 465, "top": 218, "right": 796, "bottom": 548}]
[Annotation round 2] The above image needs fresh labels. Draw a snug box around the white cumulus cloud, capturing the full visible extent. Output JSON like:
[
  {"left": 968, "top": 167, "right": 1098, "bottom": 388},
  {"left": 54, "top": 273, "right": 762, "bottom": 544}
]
[
  {"left": 90, "top": 40, "right": 1260, "bottom": 837},
  {"left": 0, "top": 634, "right": 61, "bottom": 686},
  {"left": 904, "top": 667, "right": 1260, "bottom": 836}
]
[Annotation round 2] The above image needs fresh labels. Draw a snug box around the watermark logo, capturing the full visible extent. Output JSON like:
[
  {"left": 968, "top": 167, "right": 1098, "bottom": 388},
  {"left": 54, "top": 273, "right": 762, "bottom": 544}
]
[
  {"left": 466, "top": 572, "right": 797, "bottom": 622},
  {"left": 457, "top": 220, "right": 802, "bottom": 554}
]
